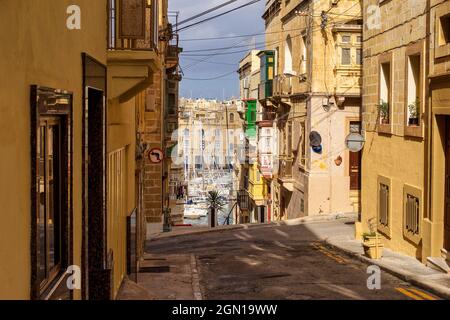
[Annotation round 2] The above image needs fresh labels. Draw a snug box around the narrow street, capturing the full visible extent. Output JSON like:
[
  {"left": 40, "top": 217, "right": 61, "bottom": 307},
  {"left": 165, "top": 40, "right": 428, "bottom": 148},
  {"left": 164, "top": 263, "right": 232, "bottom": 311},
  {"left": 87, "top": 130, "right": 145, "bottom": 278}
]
[{"left": 139, "top": 219, "right": 440, "bottom": 300}]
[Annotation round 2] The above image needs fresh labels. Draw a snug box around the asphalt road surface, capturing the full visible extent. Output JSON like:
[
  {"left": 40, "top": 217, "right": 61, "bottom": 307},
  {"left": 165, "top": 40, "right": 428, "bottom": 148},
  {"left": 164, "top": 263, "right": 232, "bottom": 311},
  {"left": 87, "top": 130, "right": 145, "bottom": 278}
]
[{"left": 145, "top": 219, "right": 440, "bottom": 300}]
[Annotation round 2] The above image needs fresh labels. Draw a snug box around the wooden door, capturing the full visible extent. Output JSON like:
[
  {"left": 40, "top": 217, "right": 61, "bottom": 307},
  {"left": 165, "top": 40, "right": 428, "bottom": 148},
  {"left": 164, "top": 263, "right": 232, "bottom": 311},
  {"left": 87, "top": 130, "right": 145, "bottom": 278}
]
[
  {"left": 349, "top": 121, "right": 362, "bottom": 191},
  {"left": 445, "top": 118, "right": 450, "bottom": 251}
]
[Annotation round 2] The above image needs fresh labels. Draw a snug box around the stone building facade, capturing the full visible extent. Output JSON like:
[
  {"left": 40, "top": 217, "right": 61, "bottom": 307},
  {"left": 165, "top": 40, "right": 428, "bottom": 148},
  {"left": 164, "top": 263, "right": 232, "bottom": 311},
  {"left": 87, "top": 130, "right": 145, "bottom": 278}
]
[
  {"left": 361, "top": 0, "right": 450, "bottom": 269},
  {"left": 260, "top": 0, "right": 363, "bottom": 220}
]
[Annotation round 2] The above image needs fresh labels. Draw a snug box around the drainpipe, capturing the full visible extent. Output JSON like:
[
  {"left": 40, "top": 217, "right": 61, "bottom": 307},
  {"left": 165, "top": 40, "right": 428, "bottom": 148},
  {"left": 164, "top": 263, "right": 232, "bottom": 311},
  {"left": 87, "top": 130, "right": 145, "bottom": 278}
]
[{"left": 425, "top": 0, "right": 432, "bottom": 260}]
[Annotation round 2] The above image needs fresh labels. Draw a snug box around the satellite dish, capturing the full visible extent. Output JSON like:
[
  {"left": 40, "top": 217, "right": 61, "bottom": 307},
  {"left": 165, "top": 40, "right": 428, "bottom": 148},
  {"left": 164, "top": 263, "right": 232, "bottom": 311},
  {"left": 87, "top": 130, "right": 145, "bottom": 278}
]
[
  {"left": 345, "top": 133, "right": 365, "bottom": 153},
  {"left": 309, "top": 131, "right": 322, "bottom": 147}
]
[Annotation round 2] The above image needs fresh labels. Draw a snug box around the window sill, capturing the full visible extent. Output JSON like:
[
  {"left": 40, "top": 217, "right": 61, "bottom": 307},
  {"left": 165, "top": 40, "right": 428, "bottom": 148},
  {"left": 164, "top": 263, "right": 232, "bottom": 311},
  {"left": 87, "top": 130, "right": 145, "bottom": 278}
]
[
  {"left": 403, "top": 231, "right": 421, "bottom": 245},
  {"left": 377, "top": 123, "right": 392, "bottom": 135},
  {"left": 404, "top": 125, "right": 423, "bottom": 138},
  {"left": 435, "top": 43, "right": 450, "bottom": 60},
  {"left": 377, "top": 224, "right": 391, "bottom": 239}
]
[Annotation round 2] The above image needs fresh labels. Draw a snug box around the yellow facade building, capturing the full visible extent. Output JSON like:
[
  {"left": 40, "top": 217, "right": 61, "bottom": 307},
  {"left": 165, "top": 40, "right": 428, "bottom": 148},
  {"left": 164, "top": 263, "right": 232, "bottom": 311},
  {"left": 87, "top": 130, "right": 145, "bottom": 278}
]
[
  {"left": 361, "top": 0, "right": 450, "bottom": 269},
  {"left": 238, "top": 50, "right": 271, "bottom": 223},
  {"left": 260, "top": 0, "right": 363, "bottom": 220},
  {"left": 0, "top": 0, "right": 171, "bottom": 299}
]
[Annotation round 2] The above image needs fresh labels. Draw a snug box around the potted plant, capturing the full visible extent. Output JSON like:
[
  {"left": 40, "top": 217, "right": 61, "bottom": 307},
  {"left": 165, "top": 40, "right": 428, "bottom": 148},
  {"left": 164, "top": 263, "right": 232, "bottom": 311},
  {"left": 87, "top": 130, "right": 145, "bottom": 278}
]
[
  {"left": 378, "top": 100, "right": 389, "bottom": 124},
  {"left": 408, "top": 98, "right": 420, "bottom": 126},
  {"left": 362, "top": 232, "right": 384, "bottom": 259}
]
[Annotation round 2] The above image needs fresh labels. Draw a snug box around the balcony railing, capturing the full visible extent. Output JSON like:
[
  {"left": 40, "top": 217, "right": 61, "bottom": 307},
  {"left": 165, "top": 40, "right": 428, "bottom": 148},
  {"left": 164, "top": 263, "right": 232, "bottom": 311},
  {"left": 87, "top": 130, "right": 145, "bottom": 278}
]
[
  {"left": 108, "top": 0, "right": 158, "bottom": 51},
  {"left": 258, "top": 80, "right": 273, "bottom": 101},
  {"left": 273, "top": 75, "right": 292, "bottom": 97},
  {"left": 237, "top": 190, "right": 250, "bottom": 211}
]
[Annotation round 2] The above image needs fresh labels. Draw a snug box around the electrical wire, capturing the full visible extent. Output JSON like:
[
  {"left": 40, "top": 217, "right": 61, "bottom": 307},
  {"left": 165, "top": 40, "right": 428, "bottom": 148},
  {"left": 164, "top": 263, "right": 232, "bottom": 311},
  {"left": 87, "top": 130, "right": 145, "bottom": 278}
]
[
  {"left": 178, "top": 0, "right": 263, "bottom": 32},
  {"left": 175, "top": 0, "right": 240, "bottom": 27},
  {"left": 183, "top": 70, "right": 237, "bottom": 81}
]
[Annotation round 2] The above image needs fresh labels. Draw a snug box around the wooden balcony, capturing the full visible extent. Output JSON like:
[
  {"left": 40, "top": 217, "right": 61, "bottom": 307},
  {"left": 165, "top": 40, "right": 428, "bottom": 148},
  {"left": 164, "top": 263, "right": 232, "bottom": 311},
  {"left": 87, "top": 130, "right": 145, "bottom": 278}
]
[
  {"left": 107, "top": 0, "right": 163, "bottom": 102},
  {"left": 258, "top": 80, "right": 273, "bottom": 101}
]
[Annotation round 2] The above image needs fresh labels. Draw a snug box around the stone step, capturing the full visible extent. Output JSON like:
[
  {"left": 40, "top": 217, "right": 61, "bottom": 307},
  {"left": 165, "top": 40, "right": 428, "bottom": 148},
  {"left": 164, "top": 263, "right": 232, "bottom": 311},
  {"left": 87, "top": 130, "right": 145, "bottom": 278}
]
[{"left": 427, "top": 256, "right": 450, "bottom": 274}]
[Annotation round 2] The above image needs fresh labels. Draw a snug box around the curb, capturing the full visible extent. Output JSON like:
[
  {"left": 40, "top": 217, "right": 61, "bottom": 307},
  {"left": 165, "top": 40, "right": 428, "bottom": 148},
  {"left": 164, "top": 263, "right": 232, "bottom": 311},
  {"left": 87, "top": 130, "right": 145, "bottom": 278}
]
[
  {"left": 324, "top": 239, "right": 450, "bottom": 300},
  {"left": 148, "top": 225, "right": 245, "bottom": 241},
  {"left": 190, "top": 254, "right": 203, "bottom": 301},
  {"left": 148, "top": 213, "right": 358, "bottom": 242}
]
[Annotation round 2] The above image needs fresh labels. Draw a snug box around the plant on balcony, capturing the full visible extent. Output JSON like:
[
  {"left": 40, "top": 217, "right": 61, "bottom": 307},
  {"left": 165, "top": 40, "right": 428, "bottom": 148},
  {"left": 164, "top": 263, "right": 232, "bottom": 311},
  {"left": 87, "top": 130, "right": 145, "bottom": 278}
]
[
  {"left": 408, "top": 98, "right": 420, "bottom": 126},
  {"left": 206, "top": 190, "right": 226, "bottom": 228},
  {"left": 378, "top": 100, "right": 390, "bottom": 124}
]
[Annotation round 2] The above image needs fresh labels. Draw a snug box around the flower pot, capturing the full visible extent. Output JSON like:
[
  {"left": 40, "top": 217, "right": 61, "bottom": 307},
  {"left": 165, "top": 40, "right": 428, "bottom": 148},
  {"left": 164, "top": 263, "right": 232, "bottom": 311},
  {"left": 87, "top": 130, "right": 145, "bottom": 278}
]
[
  {"left": 363, "top": 235, "right": 383, "bottom": 259},
  {"left": 381, "top": 118, "right": 389, "bottom": 125},
  {"left": 363, "top": 244, "right": 384, "bottom": 259},
  {"left": 408, "top": 117, "right": 419, "bottom": 126}
]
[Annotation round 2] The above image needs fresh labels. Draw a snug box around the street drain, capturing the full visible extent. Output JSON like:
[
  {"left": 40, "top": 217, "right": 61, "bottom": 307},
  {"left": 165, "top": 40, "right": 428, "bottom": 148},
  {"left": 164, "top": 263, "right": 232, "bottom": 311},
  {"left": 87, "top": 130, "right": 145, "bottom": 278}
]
[
  {"left": 260, "top": 273, "right": 291, "bottom": 279},
  {"left": 140, "top": 266, "right": 171, "bottom": 273},
  {"left": 198, "top": 256, "right": 217, "bottom": 260}
]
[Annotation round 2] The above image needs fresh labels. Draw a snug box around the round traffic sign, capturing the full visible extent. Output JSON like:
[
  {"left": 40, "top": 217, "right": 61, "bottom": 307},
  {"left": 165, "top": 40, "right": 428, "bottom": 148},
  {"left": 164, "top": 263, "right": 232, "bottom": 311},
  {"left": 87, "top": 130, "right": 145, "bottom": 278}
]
[
  {"left": 309, "top": 131, "right": 322, "bottom": 147},
  {"left": 148, "top": 148, "right": 164, "bottom": 164},
  {"left": 345, "top": 133, "right": 365, "bottom": 153}
]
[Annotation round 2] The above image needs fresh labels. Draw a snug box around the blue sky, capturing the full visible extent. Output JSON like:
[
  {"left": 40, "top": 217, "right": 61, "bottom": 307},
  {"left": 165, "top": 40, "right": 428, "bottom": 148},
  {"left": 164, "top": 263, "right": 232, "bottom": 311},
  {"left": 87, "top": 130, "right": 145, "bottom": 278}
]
[{"left": 169, "top": 0, "right": 266, "bottom": 99}]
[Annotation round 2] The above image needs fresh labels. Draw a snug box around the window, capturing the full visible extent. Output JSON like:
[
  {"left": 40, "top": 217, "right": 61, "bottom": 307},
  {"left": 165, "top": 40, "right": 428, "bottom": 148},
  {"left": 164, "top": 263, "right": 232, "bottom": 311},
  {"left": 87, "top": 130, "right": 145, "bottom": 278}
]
[
  {"left": 230, "top": 113, "right": 235, "bottom": 123},
  {"left": 356, "top": 36, "right": 363, "bottom": 43},
  {"left": 405, "top": 195, "right": 420, "bottom": 234},
  {"left": 406, "top": 54, "right": 421, "bottom": 127},
  {"left": 403, "top": 185, "right": 422, "bottom": 244},
  {"left": 341, "top": 48, "right": 351, "bottom": 65},
  {"left": 379, "top": 60, "right": 392, "bottom": 125},
  {"left": 37, "top": 119, "right": 63, "bottom": 290},
  {"left": 31, "top": 86, "right": 72, "bottom": 299},
  {"left": 379, "top": 183, "right": 389, "bottom": 227},
  {"left": 342, "top": 35, "right": 351, "bottom": 43},
  {"left": 301, "top": 35, "right": 308, "bottom": 74},
  {"left": 183, "top": 129, "right": 190, "bottom": 149},
  {"left": 300, "top": 122, "right": 306, "bottom": 167},
  {"left": 377, "top": 175, "right": 391, "bottom": 236},
  {"left": 152, "top": 0, "right": 159, "bottom": 49},
  {"left": 168, "top": 93, "right": 176, "bottom": 115},
  {"left": 356, "top": 48, "right": 362, "bottom": 65},
  {"left": 439, "top": 14, "right": 450, "bottom": 46},
  {"left": 284, "top": 36, "right": 293, "bottom": 73},
  {"left": 195, "top": 156, "right": 203, "bottom": 170},
  {"left": 287, "top": 121, "right": 293, "bottom": 156}
]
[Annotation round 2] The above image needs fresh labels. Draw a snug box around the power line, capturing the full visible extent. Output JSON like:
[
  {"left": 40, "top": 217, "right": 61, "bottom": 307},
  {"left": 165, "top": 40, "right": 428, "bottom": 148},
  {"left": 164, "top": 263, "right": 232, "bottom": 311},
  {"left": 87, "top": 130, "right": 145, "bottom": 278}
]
[
  {"left": 178, "top": 0, "right": 263, "bottom": 32},
  {"left": 181, "top": 28, "right": 319, "bottom": 57},
  {"left": 183, "top": 57, "right": 238, "bottom": 66},
  {"left": 183, "top": 70, "right": 237, "bottom": 81},
  {"left": 175, "top": 0, "right": 240, "bottom": 27}
]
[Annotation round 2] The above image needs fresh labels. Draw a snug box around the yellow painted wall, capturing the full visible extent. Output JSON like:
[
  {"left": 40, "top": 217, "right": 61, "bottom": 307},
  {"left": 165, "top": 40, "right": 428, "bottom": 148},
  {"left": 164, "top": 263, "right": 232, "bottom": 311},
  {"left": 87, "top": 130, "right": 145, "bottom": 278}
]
[
  {"left": 0, "top": 0, "right": 107, "bottom": 299},
  {"left": 249, "top": 163, "right": 264, "bottom": 201},
  {"left": 107, "top": 97, "right": 137, "bottom": 298},
  {"left": 361, "top": 0, "right": 427, "bottom": 259}
]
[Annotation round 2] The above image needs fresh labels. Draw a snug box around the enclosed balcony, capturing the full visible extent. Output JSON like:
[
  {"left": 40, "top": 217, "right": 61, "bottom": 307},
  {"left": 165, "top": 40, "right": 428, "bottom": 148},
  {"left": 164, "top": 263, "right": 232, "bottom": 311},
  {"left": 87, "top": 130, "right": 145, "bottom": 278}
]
[
  {"left": 278, "top": 158, "right": 294, "bottom": 192},
  {"left": 258, "top": 80, "right": 273, "bottom": 101},
  {"left": 166, "top": 42, "right": 182, "bottom": 70},
  {"left": 107, "top": 0, "right": 163, "bottom": 102}
]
